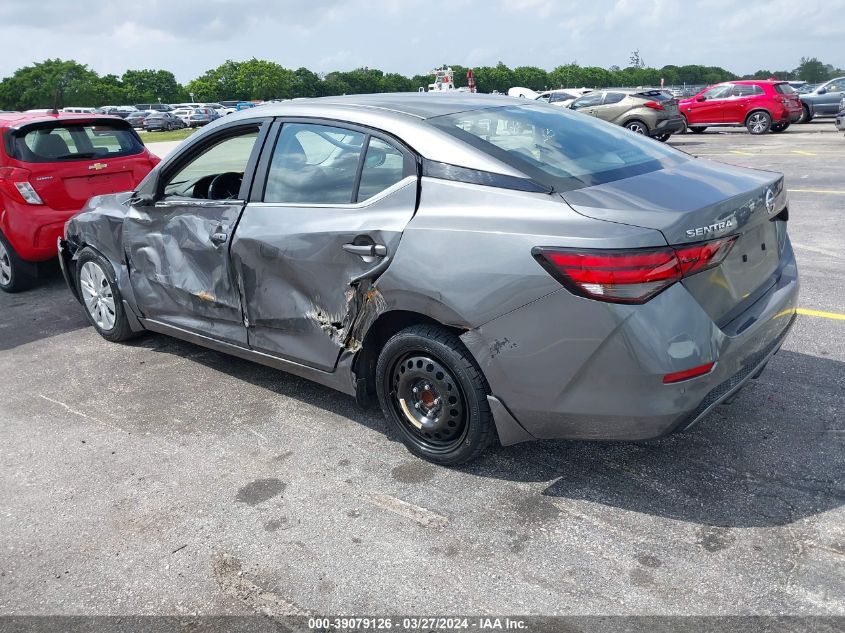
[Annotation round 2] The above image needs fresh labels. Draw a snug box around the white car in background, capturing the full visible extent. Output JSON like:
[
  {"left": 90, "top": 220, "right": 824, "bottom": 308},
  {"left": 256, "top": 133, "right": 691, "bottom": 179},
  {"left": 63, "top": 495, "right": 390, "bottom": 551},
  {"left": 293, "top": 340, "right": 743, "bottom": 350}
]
[
  {"left": 171, "top": 108, "right": 196, "bottom": 127},
  {"left": 535, "top": 88, "right": 594, "bottom": 107},
  {"left": 172, "top": 102, "right": 228, "bottom": 117},
  {"left": 507, "top": 87, "right": 540, "bottom": 99}
]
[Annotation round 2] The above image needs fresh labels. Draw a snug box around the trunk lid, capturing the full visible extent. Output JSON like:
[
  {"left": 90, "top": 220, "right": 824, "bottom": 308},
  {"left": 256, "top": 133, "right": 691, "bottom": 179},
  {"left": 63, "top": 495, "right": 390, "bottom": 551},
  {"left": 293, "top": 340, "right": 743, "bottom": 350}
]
[{"left": 561, "top": 158, "right": 787, "bottom": 324}]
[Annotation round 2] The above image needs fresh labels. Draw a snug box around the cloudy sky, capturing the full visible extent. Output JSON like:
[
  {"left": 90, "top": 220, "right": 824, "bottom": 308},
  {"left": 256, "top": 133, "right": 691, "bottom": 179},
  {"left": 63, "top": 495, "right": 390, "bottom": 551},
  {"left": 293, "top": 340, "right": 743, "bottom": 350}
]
[{"left": 0, "top": 0, "right": 840, "bottom": 81}]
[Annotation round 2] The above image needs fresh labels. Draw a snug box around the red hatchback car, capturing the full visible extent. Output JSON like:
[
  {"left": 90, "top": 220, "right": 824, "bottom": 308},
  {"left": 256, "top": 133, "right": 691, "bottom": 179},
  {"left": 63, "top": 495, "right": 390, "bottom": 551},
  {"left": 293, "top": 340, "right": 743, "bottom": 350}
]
[
  {"left": 0, "top": 112, "right": 159, "bottom": 292},
  {"left": 679, "top": 80, "right": 803, "bottom": 135}
]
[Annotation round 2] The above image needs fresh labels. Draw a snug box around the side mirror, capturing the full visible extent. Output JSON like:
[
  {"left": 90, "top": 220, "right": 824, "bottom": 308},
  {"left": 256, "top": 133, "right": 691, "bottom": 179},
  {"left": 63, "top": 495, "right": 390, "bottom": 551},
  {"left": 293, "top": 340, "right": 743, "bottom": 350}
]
[
  {"left": 817, "top": 87, "right": 827, "bottom": 95},
  {"left": 696, "top": 96, "right": 707, "bottom": 102},
  {"left": 126, "top": 192, "right": 154, "bottom": 207}
]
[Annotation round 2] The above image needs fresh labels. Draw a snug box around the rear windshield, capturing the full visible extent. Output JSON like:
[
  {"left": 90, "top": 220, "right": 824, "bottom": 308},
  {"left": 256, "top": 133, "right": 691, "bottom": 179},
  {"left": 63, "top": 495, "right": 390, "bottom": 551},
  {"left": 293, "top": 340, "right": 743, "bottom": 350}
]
[
  {"left": 775, "top": 83, "right": 796, "bottom": 94},
  {"left": 10, "top": 122, "right": 144, "bottom": 163},
  {"left": 635, "top": 90, "right": 673, "bottom": 100},
  {"left": 431, "top": 104, "right": 687, "bottom": 192}
]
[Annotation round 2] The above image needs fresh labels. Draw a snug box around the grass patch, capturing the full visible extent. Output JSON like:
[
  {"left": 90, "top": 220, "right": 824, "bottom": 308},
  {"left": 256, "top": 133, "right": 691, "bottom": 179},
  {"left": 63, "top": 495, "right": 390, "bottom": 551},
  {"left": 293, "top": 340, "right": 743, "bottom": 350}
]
[{"left": 138, "top": 128, "right": 198, "bottom": 143}]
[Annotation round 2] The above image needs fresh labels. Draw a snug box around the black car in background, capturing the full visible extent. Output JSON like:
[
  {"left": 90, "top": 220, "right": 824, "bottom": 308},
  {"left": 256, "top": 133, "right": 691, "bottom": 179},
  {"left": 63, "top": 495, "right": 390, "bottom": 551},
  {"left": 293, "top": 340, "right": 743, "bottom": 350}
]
[{"left": 143, "top": 112, "right": 185, "bottom": 132}]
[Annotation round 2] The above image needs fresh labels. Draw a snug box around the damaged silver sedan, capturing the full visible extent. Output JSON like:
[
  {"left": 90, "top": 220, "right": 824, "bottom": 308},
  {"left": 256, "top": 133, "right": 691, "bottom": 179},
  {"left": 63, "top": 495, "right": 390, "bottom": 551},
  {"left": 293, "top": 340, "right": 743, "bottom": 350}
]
[{"left": 60, "top": 94, "right": 798, "bottom": 464}]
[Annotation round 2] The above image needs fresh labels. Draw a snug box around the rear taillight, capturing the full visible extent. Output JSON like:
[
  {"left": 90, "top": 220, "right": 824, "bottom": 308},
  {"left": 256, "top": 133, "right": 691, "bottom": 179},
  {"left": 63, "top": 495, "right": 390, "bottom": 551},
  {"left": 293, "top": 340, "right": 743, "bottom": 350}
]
[
  {"left": 644, "top": 101, "right": 665, "bottom": 110},
  {"left": 0, "top": 166, "right": 44, "bottom": 205},
  {"left": 533, "top": 236, "right": 737, "bottom": 304}
]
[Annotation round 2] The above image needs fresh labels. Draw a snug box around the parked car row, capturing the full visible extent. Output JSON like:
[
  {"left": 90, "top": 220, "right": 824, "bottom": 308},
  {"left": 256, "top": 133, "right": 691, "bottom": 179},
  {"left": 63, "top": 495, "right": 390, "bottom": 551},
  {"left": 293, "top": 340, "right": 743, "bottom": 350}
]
[
  {"left": 122, "top": 107, "right": 219, "bottom": 131},
  {"left": 508, "top": 77, "right": 844, "bottom": 137}
]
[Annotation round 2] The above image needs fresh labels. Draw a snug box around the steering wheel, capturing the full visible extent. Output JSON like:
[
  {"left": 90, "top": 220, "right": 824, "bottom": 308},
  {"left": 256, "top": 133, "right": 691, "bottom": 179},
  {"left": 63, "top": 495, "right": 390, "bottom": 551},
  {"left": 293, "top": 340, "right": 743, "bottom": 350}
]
[{"left": 207, "top": 172, "right": 243, "bottom": 200}]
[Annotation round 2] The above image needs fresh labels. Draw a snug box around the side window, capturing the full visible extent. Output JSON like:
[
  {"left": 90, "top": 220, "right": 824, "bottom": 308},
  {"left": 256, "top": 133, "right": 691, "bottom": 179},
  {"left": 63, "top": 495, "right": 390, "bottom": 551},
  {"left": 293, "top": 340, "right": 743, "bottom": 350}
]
[
  {"left": 827, "top": 81, "right": 844, "bottom": 92},
  {"left": 162, "top": 128, "right": 259, "bottom": 200},
  {"left": 603, "top": 92, "right": 626, "bottom": 105},
  {"left": 703, "top": 84, "right": 731, "bottom": 99},
  {"left": 264, "top": 123, "right": 365, "bottom": 204},
  {"left": 357, "top": 138, "right": 407, "bottom": 201},
  {"left": 570, "top": 92, "right": 603, "bottom": 109}
]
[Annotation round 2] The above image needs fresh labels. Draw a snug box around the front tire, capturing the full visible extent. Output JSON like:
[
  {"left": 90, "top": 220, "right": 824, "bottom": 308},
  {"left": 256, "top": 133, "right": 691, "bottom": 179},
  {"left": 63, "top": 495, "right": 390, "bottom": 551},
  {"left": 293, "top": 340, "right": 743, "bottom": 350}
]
[
  {"left": 0, "top": 231, "right": 37, "bottom": 293},
  {"left": 376, "top": 324, "right": 495, "bottom": 465},
  {"left": 75, "top": 248, "right": 136, "bottom": 342},
  {"left": 746, "top": 111, "right": 772, "bottom": 135},
  {"left": 655, "top": 133, "right": 671, "bottom": 142},
  {"left": 689, "top": 126, "right": 707, "bottom": 134}
]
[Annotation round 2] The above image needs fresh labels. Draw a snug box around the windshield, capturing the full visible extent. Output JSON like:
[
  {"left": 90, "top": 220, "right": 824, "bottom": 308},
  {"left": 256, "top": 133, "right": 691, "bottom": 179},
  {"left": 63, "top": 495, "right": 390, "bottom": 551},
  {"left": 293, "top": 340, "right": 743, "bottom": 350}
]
[{"left": 430, "top": 104, "right": 687, "bottom": 192}]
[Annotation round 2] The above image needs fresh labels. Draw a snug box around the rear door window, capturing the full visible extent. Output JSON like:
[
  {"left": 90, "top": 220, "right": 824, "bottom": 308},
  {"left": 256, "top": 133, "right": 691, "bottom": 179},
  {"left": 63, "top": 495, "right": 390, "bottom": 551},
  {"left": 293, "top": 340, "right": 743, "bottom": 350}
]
[
  {"left": 774, "top": 84, "right": 795, "bottom": 95},
  {"left": 11, "top": 123, "right": 144, "bottom": 162},
  {"left": 264, "top": 123, "right": 366, "bottom": 204},
  {"left": 357, "top": 138, "right": 409, "bottom": 201}
]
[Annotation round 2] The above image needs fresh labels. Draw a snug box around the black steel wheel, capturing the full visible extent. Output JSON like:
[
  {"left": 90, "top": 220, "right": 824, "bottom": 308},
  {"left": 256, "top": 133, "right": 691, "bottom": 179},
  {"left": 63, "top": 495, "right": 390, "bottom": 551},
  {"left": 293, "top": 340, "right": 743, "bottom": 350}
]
[{"left": 376, "top": 324, "right": 495, "bottom": 465}]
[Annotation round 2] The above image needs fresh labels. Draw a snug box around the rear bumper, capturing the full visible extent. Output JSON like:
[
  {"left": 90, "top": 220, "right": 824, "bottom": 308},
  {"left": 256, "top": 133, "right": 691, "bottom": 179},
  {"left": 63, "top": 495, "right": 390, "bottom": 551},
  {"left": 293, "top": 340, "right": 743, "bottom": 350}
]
[
  {"left": 836, "top": 114, "right": 845, "bottom": 131},
  {"left": 462, "top": 238, "right": 799, "bottom": 444},
  {"left": 0, "top": 195, "right": 78, "bottom": 261},
  {"left": 651, "top": 116, "right": 686, "bottom": 136}
]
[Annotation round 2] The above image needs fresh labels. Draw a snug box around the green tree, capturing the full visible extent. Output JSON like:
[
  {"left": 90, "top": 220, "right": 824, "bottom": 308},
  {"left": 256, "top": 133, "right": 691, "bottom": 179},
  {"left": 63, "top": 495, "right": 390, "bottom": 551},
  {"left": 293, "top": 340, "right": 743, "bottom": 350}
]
[
  {"left": 0, "top": 59, "right": 101, "bottom": 109},
  {"left": 795, "top": 57, "right": 828, "bottom": 82},
  {"left": 512, "top": 66, "right": 548, "bottom": 90},
  {"left": 122, "top": 69, "right": 185, "bottom": 104}
]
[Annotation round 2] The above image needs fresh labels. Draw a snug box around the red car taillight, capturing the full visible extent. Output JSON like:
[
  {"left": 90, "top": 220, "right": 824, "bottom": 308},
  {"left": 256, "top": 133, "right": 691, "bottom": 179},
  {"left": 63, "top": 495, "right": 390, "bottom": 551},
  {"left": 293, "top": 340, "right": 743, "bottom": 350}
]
[
  {"left": 532, "top": 236, "right": 737, "bottom": 304},
  {"left": 0, "top": 166, "right": 44, "bottom": 205},
  {"left": 644, "top": 101, "right": 665, "bottom": 110}
]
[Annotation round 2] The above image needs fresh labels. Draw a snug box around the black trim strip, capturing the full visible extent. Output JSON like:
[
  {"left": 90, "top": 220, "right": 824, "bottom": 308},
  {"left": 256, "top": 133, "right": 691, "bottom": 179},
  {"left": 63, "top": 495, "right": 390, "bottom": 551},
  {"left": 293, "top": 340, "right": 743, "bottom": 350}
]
[{"left": 421, "top": 160, "right": 552, "bottom": 194}]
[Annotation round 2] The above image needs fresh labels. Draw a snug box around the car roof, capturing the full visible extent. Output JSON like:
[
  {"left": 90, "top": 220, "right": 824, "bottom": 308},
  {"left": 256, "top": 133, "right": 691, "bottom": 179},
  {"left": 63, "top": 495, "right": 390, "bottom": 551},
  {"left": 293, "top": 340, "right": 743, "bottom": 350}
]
[
  {"left": 731, "top": 80, "right": 788, "bottom": 85},
  {"left": 250, "top": 92, "right": 522, "bottom": 120},
  {"left": 0, "top": 112, "right": 124, "bottom": 128}
]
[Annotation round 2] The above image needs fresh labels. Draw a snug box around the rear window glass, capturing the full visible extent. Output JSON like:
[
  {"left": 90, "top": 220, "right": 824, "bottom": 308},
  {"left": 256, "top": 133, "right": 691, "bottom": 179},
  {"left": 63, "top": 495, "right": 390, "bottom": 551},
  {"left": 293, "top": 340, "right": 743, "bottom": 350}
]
[
  {"left": 11, "top": 123, "right": 144, "bottom": 162},
  {"left": 431, "top": 104, "right": 687, "bottom": 192},
  {"left": 635, "top": 90, "right": 672, "bottom": 100},
  {"left": 775, "top": 83, "right": 795, "bottom": 94}
]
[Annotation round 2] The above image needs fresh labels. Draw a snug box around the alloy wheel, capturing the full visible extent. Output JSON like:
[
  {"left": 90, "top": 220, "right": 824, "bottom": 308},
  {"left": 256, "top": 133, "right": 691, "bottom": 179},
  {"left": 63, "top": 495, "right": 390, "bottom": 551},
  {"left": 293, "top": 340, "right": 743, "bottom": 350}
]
[
  {"left": 748, "top": 113, "right": 769, "bottom": 134},
  {"left": 0, "top": 239, "right": 11, "bottom": 286},
  {"left": 79, "top": 261, "right": 116, "bottom": 330},
  {"left": 627, "top": 122, "right": 647, "bottom": 134},
  {"left": 388, "top": 352, "right": 468, "bottom": 453}
]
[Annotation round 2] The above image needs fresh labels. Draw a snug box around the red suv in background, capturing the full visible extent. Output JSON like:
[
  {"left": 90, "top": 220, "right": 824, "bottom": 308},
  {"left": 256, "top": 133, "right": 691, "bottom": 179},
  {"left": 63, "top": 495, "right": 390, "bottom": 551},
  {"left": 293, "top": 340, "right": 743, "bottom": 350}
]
[
  {"left": 0, "top": 112, "right": 159, "bottom": 292},
  {"left": 680, "top": 80, "right": 803, "bottom": 135}
]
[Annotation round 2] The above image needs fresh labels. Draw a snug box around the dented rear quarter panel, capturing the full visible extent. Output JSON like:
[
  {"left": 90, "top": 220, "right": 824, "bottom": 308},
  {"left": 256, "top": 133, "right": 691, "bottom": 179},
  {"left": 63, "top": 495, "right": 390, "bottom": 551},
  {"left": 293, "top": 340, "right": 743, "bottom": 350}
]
[{"left": 375, "top": 177, "right": 667, "bottom": 331}]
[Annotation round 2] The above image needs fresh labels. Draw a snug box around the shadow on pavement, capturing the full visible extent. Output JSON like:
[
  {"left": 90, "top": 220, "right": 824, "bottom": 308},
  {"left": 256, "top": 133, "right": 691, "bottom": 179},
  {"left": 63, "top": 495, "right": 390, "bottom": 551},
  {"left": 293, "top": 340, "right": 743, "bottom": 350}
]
[
  {"left": 131, "top": 330, "right": 844, "bottom": 530},
  {"left": 0, "top": 262, "right": 89, "bottom": 352}
]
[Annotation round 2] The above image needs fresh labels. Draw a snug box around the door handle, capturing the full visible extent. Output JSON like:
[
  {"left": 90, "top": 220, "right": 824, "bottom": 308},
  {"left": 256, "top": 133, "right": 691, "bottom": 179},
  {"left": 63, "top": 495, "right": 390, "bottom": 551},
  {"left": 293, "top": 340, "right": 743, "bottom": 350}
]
[
  {"left": 343, "top": 243, "right": 387, "bottom": 257},
  {"left": 210, "top": 232, "right": 228, "bottom": 246}
]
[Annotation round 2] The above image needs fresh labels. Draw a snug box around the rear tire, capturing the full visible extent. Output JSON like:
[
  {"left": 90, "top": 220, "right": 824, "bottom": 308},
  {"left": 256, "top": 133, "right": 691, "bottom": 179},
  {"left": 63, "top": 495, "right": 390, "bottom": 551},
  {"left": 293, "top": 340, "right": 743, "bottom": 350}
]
[
  {"left": 625, "top": 120, "right": 649, "bottom": 135},
  {"left": 75, "top": 248, "right": 136, "bottom": 343},
  {"left": 655, "top": 133, "right": 671, "bottom": 142},
  {"left": 689, "top": 126, "right": 707, "bottom": 134},
  {"left": 770, "top": 122, "right": 790, "bottom": 133},
  {"left": 746, "top": 111, "right": 772, "bottom": 135},
  {"left": 376, "top": 324, "right": 495, "bottom": 465},
  {"left": 0, "top": 231, "right": 37, "bottom": 293}
]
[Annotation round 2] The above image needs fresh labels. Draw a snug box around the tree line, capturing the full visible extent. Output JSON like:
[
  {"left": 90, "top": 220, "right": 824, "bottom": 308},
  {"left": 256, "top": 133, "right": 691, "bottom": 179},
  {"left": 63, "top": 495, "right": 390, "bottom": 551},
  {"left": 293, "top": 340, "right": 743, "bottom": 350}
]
[{"left": 0, "top": 57, "right": 840, "bottom": 111}]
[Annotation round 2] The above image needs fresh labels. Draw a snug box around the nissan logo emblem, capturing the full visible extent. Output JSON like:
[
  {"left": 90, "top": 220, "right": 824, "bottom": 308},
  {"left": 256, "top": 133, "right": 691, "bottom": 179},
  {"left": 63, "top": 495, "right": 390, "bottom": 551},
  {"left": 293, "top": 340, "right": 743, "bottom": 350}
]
[{"left": 765, "top": 188, "right": 776, "bottom": 214}]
